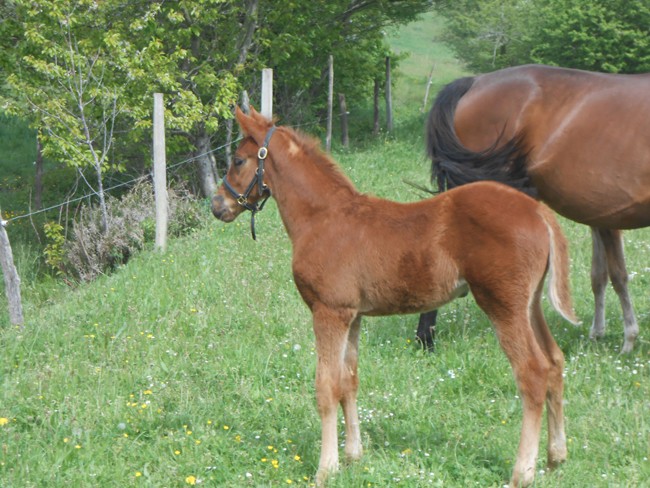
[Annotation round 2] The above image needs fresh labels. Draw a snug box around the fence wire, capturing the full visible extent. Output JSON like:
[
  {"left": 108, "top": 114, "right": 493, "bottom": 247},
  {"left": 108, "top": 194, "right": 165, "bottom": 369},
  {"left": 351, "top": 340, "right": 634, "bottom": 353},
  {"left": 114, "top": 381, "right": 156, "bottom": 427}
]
[{"left": 1, "top": 116, "right": 329, "bottom": 228}]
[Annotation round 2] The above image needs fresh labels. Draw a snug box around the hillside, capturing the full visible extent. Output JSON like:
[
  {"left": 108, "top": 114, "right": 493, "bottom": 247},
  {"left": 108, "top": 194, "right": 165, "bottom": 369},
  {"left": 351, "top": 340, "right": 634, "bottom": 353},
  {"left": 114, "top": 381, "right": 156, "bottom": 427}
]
[{"left": 1, "top": 11, "right": 649, "bottom": 488}]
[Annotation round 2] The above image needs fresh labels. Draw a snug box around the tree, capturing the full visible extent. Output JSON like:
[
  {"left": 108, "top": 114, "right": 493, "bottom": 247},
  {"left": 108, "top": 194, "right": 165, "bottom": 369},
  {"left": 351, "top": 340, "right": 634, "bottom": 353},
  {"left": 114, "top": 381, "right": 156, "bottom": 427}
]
[
  {"left": 260, "top": 1, "right": 431, "bottom": 125},
  {"left": 530, "top": 0, "right": 650, "bottom": 73},
  {"left": 1, "top": 0, "right": 432, "bottom": 200},
  {"left": 435, "top": 0, "right": 650, "bottom": 74},
  {"left": 434, "top": 0, "right": 534, "bottom": 72},
  {"left": 1, "top": 0, "right": 125, "bottom": 231}
]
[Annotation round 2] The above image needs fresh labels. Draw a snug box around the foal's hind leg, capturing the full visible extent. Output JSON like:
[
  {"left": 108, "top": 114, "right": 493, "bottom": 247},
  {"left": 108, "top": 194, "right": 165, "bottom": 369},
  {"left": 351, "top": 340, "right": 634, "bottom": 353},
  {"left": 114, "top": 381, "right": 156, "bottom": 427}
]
[
  {"left": 474, "top": 292, "right": 548, "bottom": 487},
  {"left": 342, "top": 315, "right": 363, "bottom": 461},
  {"left": 530, "top": 285, "right": 567, "bottom": 467}
]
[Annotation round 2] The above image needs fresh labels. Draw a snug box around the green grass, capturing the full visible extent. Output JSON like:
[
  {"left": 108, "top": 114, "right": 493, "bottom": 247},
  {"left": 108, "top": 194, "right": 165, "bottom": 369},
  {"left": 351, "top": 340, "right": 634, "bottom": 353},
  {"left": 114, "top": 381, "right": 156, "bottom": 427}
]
[
  {"left": 1, "top": 11, "right": 650, "bottom": 488},
  {"left": 1, "top": 153, "right": 649, "bottom": 487},
  {"left": 388, "top": 11, "right": 469, "bottom": 118}
]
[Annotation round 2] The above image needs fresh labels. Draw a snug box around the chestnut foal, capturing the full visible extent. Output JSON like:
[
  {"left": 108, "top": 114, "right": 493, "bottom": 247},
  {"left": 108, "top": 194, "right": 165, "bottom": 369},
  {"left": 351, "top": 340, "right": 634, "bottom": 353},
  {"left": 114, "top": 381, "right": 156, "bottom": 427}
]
[{"left": 212, "top": 107, "right": 578, "bottom": 487}]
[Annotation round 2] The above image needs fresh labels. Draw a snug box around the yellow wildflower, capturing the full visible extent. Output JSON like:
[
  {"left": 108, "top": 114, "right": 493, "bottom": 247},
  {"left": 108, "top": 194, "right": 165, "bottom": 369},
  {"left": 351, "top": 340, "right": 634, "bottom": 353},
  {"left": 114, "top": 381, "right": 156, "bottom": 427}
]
[{"left": 185, "top": 475, "right": 197, "bottom": 485}]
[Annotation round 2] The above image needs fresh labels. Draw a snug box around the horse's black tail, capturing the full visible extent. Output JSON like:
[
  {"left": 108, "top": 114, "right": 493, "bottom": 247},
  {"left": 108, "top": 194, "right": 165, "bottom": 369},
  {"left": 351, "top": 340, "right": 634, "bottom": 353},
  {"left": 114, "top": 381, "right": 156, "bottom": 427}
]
[{"left": 426, "top": 77, "right": 536, "bottom": 197}]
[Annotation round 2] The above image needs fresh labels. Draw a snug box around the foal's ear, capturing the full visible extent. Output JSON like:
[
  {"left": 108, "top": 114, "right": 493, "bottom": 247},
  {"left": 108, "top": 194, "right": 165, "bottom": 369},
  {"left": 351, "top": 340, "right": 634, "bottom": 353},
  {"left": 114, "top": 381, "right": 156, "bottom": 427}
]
[
  {"left": 235, "top": 105, "right": 256, "bottom": 137},
  {"left": 235, "top": 105, "right": 270, "bottom": 143}
]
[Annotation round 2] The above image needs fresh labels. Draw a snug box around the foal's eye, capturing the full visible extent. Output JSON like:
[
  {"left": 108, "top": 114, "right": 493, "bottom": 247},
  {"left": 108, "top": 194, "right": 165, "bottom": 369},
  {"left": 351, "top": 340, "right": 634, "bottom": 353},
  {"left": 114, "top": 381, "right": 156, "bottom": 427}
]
[{"left": 234, "top": 157, "right": 245, "bottom": 167}]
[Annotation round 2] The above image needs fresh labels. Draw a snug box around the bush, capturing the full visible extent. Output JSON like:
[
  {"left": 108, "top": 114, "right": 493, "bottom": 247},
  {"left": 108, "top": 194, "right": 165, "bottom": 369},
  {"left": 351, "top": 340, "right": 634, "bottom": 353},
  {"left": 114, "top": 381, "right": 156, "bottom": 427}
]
[{"left": 60, "top": 182, "right": 205, "bottom": 282}]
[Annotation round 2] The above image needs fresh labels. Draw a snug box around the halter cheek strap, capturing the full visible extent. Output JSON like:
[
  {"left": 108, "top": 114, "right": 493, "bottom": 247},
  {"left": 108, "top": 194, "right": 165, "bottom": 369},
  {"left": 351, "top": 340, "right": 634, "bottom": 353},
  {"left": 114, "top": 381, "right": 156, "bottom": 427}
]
[{"left": 222, "top": 126, "right": 276, "bottom": 240}]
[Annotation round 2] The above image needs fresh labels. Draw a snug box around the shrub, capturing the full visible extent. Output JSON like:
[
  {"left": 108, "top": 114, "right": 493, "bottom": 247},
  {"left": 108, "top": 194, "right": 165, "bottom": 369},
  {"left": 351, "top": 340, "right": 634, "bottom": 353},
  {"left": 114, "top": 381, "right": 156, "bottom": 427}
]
[{"left": 62, "top": 181, "right": 205, "bottom": 282}]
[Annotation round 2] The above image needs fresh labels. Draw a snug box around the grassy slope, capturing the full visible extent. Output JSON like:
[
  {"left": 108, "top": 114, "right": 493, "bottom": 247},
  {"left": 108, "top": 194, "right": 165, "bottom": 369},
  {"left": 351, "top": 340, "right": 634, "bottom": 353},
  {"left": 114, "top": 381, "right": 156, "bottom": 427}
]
[{"left": 1, "top": 11, "right": 649, "bottom": 488}]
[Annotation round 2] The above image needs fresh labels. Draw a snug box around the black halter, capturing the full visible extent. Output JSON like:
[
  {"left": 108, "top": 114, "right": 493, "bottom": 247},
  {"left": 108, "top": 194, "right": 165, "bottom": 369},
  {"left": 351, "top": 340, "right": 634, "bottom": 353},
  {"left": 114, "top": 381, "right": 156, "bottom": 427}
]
[{"left": 222, "top": 126, "right": 276, "bottom": 240}]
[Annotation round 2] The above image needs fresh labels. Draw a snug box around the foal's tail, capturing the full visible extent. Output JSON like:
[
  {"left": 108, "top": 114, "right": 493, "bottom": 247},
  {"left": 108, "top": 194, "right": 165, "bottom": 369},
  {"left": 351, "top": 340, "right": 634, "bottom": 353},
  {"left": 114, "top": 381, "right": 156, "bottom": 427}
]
[
  {"left": 426, "top": 77, "right": 535, "bottom": 196},
  {"left": 539, "top": 205, "right": 579, "bottom": 325}
]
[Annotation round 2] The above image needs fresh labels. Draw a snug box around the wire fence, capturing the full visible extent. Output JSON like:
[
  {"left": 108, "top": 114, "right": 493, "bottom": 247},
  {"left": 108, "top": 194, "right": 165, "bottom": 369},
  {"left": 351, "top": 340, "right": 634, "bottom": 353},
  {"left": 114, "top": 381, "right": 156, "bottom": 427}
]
[
  {"left": 0, "top": 115, "right": 330, "bottom": 228},
  {"left": 1, "top": 138, "right": 238, "bottom": 227}
]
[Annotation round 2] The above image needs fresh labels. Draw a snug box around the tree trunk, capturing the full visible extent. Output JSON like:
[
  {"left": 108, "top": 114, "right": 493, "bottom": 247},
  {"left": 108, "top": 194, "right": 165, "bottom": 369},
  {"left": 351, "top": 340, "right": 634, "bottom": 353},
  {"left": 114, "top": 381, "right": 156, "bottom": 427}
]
[
  {"left": 94, "top": 162, "right": 109, "bottom": 234},
  {"left": 194, "top": 132, "right": 218, "bottom": 198},
  {"left": 373, "top": 79, "right": 380, "bottom": 136},
  {"left": 225, "top": 117, "right": 234, "bottom": 170},
  {"left": 34, "top": 136, "right": 43, "bottom": 210},
  {"left": 338, "top": 93, "right": 349, "bottom": 148},
  {"left": 326, "top": 55, "right": 334, "bottom": 152}
]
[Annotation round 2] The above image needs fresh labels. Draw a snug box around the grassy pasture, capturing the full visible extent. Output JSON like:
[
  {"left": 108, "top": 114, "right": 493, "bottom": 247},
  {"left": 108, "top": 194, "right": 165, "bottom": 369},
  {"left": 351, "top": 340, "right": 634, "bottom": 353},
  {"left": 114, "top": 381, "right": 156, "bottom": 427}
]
[{"left": 1, "top": 10, "right": 649, "bottom": 488}]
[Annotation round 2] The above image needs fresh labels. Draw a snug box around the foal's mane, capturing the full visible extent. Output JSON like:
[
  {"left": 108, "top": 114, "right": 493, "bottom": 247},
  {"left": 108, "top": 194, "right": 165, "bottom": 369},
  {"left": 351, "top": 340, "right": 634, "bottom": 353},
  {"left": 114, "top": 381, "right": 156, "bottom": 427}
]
[{"left": 279, "top": 125, "right": 358, "bottom": 194}]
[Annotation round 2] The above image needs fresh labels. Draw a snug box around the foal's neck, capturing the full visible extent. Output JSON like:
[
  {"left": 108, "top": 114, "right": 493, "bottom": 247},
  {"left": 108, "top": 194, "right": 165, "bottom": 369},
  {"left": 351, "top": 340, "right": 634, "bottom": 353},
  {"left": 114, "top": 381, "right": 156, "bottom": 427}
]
[{"left": 270, "top": 131, "right": 359, "bottom": 239}]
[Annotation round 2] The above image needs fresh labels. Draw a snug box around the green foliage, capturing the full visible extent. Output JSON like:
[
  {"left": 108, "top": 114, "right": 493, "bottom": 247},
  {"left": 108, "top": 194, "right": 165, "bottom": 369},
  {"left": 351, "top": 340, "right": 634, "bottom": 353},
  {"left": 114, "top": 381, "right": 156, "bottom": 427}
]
[
  {"left": 436, "top": 0, "right": 650, "bottom": 73},
  {"left": 435, "top": 0, "right": 534, "bottom": 72},
  {"left": 530, "top": 0, "right": 650, "bottom": 73},
  {"left": 43, "top": 222, "right": 65, "bottom": 276},
  {"left": 0, "top": 0, "right": 433, "bottom": 195}
]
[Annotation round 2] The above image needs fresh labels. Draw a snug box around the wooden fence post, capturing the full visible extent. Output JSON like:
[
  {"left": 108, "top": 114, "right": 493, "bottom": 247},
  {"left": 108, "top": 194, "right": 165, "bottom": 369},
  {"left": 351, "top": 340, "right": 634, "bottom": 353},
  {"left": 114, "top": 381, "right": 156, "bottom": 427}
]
[
  {"left": 326, "top": 55, "right": 334, "bottom": 152},
  {"left": 385, "top": 56, "right": 393, "bottom": 132},
  {"left": 373, "top": 78, "right": 380, "bottom": 136},
  {"left": 421, "top": 64, "right": 435, "bottom": 112},
  {"left": 153, "top": 93, "right": 168, "bottom": 252},
  {"left": 338, "top": 93, "right": 349, "bottom": 148},
  {"left": 261, "top": 68, "right": 273, "bottom": 119},
  {"left": 0, "top": 215, "right": 24, "bottom": 326}
]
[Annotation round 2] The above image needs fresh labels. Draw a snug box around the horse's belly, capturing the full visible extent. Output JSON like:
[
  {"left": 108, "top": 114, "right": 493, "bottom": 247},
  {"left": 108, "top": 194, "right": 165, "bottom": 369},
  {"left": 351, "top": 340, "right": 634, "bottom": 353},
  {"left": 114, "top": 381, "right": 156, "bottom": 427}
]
[
  {"left": 557, "top": 199, "right": 650, "bottom": 229},
  {"left": 533, "top": 169, "right": 650, "bottom": 229}
]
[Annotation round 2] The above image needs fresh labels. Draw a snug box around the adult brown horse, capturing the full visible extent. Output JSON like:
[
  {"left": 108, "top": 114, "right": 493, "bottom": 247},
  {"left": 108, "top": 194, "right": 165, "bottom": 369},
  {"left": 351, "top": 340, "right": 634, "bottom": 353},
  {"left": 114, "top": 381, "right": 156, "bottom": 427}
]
[
  {"left": 418, "top": 64, "right": 650, "bottom": 354},
  {"left": 213, "top": 107, "right": 578, "bottom": 487}
]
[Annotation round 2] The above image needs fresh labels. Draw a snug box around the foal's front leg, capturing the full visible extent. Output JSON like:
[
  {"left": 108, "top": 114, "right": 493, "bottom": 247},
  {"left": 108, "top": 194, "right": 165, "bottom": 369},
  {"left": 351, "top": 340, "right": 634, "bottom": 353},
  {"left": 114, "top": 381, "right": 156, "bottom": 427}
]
[{"left": 312, "top": 306, "right": 361, "bottom": 486}]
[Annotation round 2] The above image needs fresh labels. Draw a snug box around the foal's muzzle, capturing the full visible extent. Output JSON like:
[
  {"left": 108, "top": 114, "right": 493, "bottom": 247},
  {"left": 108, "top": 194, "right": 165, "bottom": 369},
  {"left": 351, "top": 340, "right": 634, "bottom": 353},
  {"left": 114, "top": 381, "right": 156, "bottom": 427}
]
[{"left": 211, "top": 194, "right": 237, "bottom": 222}]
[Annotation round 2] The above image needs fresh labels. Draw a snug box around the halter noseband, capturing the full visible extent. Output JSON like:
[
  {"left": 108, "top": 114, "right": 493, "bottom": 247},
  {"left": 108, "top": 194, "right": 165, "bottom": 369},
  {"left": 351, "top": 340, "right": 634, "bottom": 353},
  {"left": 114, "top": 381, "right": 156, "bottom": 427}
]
[{"left": 222, "top": 126, "right": 276, "bottom": 240}]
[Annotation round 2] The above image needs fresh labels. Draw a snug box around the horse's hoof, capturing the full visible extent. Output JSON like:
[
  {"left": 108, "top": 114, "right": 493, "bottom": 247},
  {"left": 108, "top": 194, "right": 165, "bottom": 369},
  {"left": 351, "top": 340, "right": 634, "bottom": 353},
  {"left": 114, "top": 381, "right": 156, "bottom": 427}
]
[{"left": 620, "top": 341, "right": 635, "bottom": 354}]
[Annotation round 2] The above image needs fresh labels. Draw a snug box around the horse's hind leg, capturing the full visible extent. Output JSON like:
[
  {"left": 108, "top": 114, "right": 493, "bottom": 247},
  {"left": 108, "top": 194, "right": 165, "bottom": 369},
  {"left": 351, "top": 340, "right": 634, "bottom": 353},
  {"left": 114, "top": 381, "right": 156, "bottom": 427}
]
[
  {"left": 590, "top": 227, "right": 608, "bottom": 340},
  {"left": 312, "top": 305, "right": 361, "bottom": 486},
  {"left": 474, "top": 291, "right": 548, "bottom": 487},
  {"left": 602, "top": 229, "right": 639, "bottom": 352},
  {"left": 530, "top": 284, "right": 567, "bottom": 467},
  {"left": 416, "top": 310, "right": 437, "bottom": 350}
]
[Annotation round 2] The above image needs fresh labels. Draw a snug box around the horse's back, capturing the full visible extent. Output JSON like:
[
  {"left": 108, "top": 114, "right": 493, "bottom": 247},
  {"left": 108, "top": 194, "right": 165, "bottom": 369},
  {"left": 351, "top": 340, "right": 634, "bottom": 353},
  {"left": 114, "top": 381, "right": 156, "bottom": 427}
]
[
  {"left": 453, "top": 65, "right": 650, "bottom": 228},
  {"left": 457, "top": 65, "right": 650, "bottom": 150}
]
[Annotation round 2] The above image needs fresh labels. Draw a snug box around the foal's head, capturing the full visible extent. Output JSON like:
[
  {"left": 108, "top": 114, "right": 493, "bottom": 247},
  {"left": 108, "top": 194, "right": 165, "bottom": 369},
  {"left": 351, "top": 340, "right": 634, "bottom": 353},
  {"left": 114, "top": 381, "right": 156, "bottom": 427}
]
[{"left": 212, "top": 107, "right": 275, "bottom": 223}]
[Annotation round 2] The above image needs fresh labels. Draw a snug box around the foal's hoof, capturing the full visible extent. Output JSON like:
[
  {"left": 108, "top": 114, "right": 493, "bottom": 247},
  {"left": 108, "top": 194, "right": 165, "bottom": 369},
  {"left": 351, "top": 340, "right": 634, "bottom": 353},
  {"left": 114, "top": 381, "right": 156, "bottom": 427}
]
[
  {"left": 547, "top": 451, "right": 567, "bottom": 469},
  {"left": 315, "top": 466, "right": 338, "bottom": 487},
  {"left": 345, "top": 445, "right": 363, "bottom": 462}
]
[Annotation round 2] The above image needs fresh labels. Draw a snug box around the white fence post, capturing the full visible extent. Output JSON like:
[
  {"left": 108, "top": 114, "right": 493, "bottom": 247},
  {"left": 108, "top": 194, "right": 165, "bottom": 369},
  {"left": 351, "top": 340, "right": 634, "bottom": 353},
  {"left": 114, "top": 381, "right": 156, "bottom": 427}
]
[
  {"left": 153, "top": 93, "right": 168, "bottom": 252},
  {"left": 0, "top": 215, "right": 24, "bottom": 326},
  {"left": 261, "top": 68, "right": 273, "bottom": 119}
]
